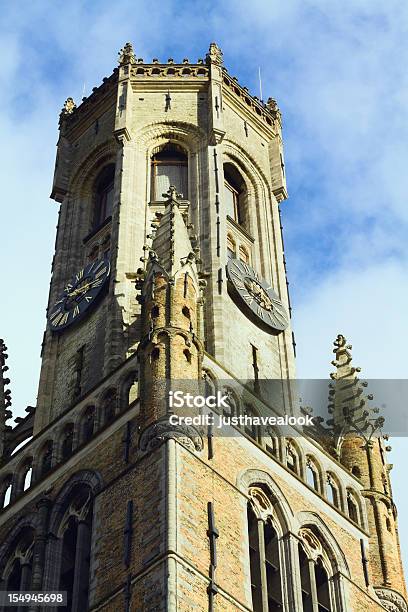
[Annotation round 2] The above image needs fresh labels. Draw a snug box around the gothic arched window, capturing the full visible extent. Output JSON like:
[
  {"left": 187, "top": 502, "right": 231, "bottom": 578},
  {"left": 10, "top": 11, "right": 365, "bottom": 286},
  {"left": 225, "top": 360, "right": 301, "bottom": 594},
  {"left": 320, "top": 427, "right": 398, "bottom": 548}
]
[
  {"left": 60, "top": 424, "right": 74, "bottom": 461},
  {"left": 220, "top": 387, "right": 239, "bottom": 418},
  {"left": 247, "top": 487, "right": 283, "bottom": 611},
  {"left": 80, "top": 406, "right": 95, "bottom": 445},
  {"left": 92, "top": 164, "right": 115, "bottom": 229},
  {"left": 306, "top": 457, "right": 320, "bottom": 492},
  {"left": 1, "top": 476, "right": 13, "bottom": 509},
  {"left": 265, "top": 435, "right": 279, "bottom": 459},
  {"left": 346, "top": 490, "right": 360, "bottom": 525},
  {"left": 18, "top": 459, "right": 33, "bottom": 494},
  {"left": 1, "top": 527, "right": 35, "bottom": 594},
  {"left": 119, "top": 370, "right": 139, "bottom": 411},
  {"left": 151, "top": 144, "right": 188, "bottom": 201},
  {"left": 224, "top": 163, "right": 247, "bottom": 227},
  {"left": 326, "top": 473, "right": 341, "bottom": 510},
  {"left": 101, "top": 389, "right": 117, "bottom": 426},
  {"left": 38, "top": 441, "right": 53, "bottom": 479},
  {"left": 202, "top": 369, "right": 217, "bottom": 399},
  {"left": 244, "top": 404, "right": 259, "bottom": 442},
  {"left": 298, "top": 528, "right": 334, "bottom": 612},
  {"left": 286, "top": 441, "right": 301, "bottom": 476},
  {"left": 58, "top": 486, "right": 93, "bottom": 612}
]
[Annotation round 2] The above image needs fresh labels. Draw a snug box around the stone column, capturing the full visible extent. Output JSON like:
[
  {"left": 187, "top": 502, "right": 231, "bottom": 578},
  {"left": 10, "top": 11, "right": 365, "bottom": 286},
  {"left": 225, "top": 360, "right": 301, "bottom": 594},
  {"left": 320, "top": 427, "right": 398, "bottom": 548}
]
[
  {"left": 256, "top": 519, "right": 268, "bottom": 612},
  {"left": 71, "top": 519, "right": 91, "bottom": 611},
  {"left": 18, "top": 560, "right": 32, "bottom": 612},
  {"left": 281, "top": 532, "right": 303, "bottom": 611},
  {"left": 29, "top": 498, "right": 51, "bottom": 612},
  {"left": 308, "top": 559, "right": 319, "bottom": 612}
]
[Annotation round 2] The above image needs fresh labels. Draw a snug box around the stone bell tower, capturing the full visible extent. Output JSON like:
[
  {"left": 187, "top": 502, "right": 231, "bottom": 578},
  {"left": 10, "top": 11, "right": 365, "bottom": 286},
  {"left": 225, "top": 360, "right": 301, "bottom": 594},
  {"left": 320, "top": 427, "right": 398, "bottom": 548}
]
[{"left": 0, "top": 41, "right": 406, "bottom": 612}]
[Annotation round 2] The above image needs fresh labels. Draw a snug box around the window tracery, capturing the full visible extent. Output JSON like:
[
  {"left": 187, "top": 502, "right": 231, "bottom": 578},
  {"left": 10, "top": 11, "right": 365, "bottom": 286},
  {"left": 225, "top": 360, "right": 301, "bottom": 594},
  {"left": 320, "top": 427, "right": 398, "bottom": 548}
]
[{"left": 247, "top": 486, "right": 283, "bottom": 611}]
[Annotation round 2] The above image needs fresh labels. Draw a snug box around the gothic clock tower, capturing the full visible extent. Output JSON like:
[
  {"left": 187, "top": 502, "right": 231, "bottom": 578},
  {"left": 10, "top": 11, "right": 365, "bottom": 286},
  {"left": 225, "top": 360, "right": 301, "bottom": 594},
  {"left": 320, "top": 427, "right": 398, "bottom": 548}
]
[{"left": 0, "top": 42, "right": 406, "bottom": 612}]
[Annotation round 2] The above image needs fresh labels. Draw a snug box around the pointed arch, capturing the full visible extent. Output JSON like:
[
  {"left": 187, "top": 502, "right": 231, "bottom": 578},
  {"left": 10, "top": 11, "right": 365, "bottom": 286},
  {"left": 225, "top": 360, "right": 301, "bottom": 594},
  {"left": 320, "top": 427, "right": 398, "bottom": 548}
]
[
  {"left": 0, "top": 515, "right": 37, "bottom": 591},
  {"left": 69, "top": 141, "right": 118, "bottom": 197},
  {"left": 48, "top": 470, "right": 103, "bottom": 536},
  {"left": 44, "top": 471, "right": 102, "bottom": 611},
  {"left": 237, "top": 468, "right": 295, "bottom": 533},
  {"left": 296, "top": 511, "right": 350, "bottom": 577}
]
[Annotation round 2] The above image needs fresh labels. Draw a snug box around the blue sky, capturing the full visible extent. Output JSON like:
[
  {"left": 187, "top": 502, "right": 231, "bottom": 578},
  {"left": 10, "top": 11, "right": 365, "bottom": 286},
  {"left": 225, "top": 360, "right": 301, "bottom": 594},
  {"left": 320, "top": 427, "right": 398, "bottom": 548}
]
[{"left": 1, "top": 0, "right": 408, "bottom": 571}]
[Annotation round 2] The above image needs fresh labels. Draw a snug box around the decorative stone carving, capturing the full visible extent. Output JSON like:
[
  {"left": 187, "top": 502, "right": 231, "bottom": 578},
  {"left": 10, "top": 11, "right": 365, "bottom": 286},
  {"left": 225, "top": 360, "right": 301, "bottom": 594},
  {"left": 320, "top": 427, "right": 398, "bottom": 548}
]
[
  {"left": 266, "top": 97, "right": 282, "bottom": 124},
  {"left": 60, "top": 97, "right": 76, "bottom": 118},
  {"left": 206, "top": 42, "right": 223, "bottom": 66},
  {"left": 118, "top": 42, "right": 136, "bottom": 66},
  {"left": 248, "top": 486, "right": 275, "bottom": 521},
  {"left": 60, "top": 492, "right": 91, "bottom": 534},
  {"left": 375, "top": 588, "right": 408, "bottom": 612},
  {"left": 139, "top": 420, "right": 203, "bottom": 454},
  {"left": 299, "top": 527, "right": 322, "bottom": 560}
]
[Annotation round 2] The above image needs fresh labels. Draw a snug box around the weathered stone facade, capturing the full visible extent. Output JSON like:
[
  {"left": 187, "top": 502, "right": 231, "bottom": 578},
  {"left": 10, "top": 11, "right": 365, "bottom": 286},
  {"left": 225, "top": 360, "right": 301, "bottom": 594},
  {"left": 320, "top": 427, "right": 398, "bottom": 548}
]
[{"left": 0, "top": 42, "right": 406, "bottom": 612}]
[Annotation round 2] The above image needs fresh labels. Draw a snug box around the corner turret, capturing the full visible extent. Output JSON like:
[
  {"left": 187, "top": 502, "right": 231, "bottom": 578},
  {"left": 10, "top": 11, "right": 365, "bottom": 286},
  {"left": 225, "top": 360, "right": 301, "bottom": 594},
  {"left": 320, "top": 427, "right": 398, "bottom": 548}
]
[
  {"left": 329, "top": 334, "right": 407, "bottom": 608},
  {"left": 136, "top": 187, "right": 205, "bottom": 452}
]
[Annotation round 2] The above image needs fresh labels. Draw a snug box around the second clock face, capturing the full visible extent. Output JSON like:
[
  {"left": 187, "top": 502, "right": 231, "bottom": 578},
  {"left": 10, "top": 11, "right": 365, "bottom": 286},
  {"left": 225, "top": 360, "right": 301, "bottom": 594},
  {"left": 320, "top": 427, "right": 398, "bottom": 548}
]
[
  {"left": 226, "top": 259, "right": 289, "bottom": 333},
  {"left": 48, "top": 257, "right": 110, "bottom": 332}
]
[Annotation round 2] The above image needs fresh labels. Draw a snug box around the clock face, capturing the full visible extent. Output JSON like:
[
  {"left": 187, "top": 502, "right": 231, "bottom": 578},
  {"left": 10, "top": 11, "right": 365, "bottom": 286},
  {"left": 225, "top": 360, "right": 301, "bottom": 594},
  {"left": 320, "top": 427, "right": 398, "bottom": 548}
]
[
  {"left": 48, "top": 257, "right": 110, "bottom": 331},
  {"left": 226, "top": 259, "right": 289, "bottom": 333}
]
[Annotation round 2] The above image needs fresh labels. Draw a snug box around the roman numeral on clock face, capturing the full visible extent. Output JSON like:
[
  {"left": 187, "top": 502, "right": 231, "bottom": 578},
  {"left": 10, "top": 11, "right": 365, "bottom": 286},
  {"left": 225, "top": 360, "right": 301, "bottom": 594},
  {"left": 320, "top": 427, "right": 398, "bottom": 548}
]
[
  {"left": 94, "top": 260, "right": 105, "bottom": 274},
  {"left": 95, "top": 266, "right": 107, "bottom": 278},
  {"left": 51, "top": 311, "right": 69, "bottom": 327},
  {"left": 75, "top": 269, "right": 84, "bottom": 282},
  {"left": 73, "top": 305, "right": 80, "bottom": 318},
  {"left": 91, "top": 278, "right": 103, "bottom": 288},
  {"left": 59, "top": 312, "right": 69, "bottom": 326}
]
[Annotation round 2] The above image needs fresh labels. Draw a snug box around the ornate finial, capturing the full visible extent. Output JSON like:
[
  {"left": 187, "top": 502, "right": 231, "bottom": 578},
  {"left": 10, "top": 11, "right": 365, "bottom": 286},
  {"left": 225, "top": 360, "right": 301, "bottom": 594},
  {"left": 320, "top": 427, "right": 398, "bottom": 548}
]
[
  {"left": 327, "top": 334, "right": 384, "bottom": 446},
  {"left": 163, "top": 185, "right": 182, "bottom": 202},
  {"left": 266, "top": 97, "right": 278, "bottom": 112},
  {"left": 118, "top": 42, "right": 136, "bottom": 66},
  {"left": 60, "top": 97, "right": 76, "bottom": 118},
  {"left": 266, "top": 97, "right": 282, "bottom": 123},
  {"left": 206, "top": 42, "right": 223, "bottom": 66}
]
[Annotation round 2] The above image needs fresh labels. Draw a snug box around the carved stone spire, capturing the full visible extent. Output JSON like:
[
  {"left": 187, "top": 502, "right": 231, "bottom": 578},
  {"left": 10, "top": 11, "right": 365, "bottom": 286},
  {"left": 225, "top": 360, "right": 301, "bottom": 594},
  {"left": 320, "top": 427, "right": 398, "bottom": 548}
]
[
  {"left": 148, "top": 186, "right": 199, "bottom": 278},
  {"left": 0, "top": 339, "right": 12, "bottom": 459},
  {"left": 118, "top": 42, "right": 136, "bottom": 66},
  {"left": 327, "top": 334, "right": 383, "bottom": 445},
  {"left": 206, "top": 42, "right": 223, "bottom": 66}
]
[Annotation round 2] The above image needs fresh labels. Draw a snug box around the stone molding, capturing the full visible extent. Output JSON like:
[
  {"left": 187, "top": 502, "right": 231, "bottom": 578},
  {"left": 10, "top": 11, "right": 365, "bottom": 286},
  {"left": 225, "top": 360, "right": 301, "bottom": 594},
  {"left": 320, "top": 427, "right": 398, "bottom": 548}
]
[
  {"left": 138, "top": 419, "right": 203, "bottom": 454},
  {"left": 375, "top": 588, "right": 408, "bottom": 612}
]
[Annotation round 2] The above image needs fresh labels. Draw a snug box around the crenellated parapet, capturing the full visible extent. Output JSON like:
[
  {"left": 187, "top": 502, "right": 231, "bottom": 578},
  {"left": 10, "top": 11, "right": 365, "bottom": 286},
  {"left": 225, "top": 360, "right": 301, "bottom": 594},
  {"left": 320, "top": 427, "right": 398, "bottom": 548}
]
[{"left": 0, "top": 340, "right": 13, "bottom": 461}]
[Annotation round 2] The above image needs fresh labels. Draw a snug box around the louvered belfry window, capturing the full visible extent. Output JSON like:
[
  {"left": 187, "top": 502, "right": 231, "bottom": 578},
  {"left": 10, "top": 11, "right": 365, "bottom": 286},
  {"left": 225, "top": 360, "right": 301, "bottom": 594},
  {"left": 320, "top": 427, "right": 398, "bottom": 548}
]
[{"left": 151, "top": 144, "right": 188, "bottom": 201}]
